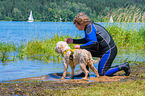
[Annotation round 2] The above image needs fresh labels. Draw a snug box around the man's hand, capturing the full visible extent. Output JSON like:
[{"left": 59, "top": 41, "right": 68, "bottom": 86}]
[
  {"left": 74, "top": 44, "right": 80, "bottom": 49},
  {"left": 65, "top": 38, "right": 73, "bottom": 44}
]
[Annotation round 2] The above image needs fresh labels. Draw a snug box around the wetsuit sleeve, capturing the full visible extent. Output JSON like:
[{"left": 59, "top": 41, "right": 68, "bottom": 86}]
[
  {"left": 73, "top": 38, "right": 88, "bottom": 44},
  {"left": 80, "top": 24, "right": 98, "bottom": 49}
]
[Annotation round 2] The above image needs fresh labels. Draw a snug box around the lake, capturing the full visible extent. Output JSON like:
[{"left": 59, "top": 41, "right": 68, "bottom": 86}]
[
  {"left": 1, "top": 21, "right": 144, "bottom": 44},
  {"left": 0, "top": 21, "right": 144, "bottom": 82}
]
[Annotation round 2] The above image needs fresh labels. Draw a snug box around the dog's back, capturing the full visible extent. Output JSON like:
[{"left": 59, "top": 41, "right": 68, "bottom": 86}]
[{"left": 73, "top": 49, "right": 98, "bottom": 64}]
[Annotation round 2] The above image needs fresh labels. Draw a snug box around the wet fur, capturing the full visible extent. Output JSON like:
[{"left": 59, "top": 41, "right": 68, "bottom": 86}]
[{"left": 55, "top": 41, "right": 100, "bottom": 79}]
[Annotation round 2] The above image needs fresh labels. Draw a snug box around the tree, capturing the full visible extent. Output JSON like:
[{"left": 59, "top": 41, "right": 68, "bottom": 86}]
[{"left": 12, "top": 8, "right": 23, "bottom": 21}]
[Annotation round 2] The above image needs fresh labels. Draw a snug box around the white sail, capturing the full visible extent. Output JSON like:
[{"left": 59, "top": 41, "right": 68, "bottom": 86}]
[
  {"left": 28, "top": 10, "right": 34, "bottom": 22},
  {"left": 109, "top": 15, "right": 113, "bottom": 23}
]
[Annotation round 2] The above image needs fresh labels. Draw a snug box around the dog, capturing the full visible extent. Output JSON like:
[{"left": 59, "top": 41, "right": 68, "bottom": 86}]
[{"left": 55, "top": 41, "right": 100, "bottom": 79}]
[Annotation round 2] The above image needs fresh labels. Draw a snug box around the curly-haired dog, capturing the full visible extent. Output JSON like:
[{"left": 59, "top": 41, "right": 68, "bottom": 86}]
[{"left": 55, "top": 41, "right": 100, "bottom": 79}]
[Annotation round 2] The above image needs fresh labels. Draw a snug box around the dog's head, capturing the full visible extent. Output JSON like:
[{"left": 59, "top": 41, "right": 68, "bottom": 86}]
[{"left": 55, "top": 41, "right": 70, "bottom": 54}]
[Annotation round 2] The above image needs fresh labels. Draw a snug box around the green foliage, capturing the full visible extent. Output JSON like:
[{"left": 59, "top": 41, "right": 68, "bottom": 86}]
[
  {"left": 23, "top": 34, "right": 70, "bottom": 62},
  {"left": 0, "top": 0, "right": 144, "bottom": 22},
  {"left": 99, "top": 4, "right": 145, "bottom": 22},
  {"left": 12, "top": 8, "right": 23, "bottom": 21},
  {"left": 0, "top": 26, "right": 144, "bottom": 62},
  {"left": 0, "top": 42, "right": 16, "bottom": 62},
  {"left": 107, "top": 25, "right": 145, "bottom": 49},
  {"left": 138, "top": 27, "right": 145, "bottom": 42}
]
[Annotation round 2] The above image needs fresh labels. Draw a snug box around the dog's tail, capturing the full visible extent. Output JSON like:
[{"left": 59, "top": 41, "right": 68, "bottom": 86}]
[{"left": 91, "top": 58, "right": 100, "bottom": 63}]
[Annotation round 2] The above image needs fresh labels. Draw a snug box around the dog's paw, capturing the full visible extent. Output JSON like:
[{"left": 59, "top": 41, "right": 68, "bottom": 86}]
[
  {"left": 61, "top": 77, "right": 65, "bottom": 80},
  {"left": 82, "top": 77, "right": 88, "bottom": 80}
]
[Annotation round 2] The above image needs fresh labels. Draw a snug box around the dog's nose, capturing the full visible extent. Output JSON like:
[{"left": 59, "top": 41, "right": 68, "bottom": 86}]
[{"left": 55, "top": 47, "right": 59, "bottom": 53}]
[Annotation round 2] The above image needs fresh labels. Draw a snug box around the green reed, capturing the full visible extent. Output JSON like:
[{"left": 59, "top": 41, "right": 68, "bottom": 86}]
[
  {"left": 0, "top": 42, "right": 17, "bottom": 62},
  {"left": 98, "top": 5, "right": 145, "bottom": 23},
  {"left": 0, "top": 26, "right": 144, "bottom": 63},
  {"left": 23, "top": 34, "right": 74, "bottom": 62},
  {"left": 106, "top": 25, "right": 145, "bottom": 50}
]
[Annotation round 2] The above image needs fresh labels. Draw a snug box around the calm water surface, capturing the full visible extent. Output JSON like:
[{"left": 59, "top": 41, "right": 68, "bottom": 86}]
[
  {"left": 0, "top": 21, "right": 144, "bottom": 44},
  {"left": 0, "top": 21, "right": 144, "bottom": 82}
]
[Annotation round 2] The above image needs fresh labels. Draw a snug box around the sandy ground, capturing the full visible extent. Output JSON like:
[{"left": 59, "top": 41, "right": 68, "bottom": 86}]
[
  {"left": 0, "top": 64, "right": 145, "bottom": 95},
  {"left": 8, "top": 67, "right": 132, "bottom": 83}
]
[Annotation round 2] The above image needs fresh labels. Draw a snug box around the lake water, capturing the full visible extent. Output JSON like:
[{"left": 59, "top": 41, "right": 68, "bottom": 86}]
[
  {"left": 0, "top": 21, "right": 144, "bottom": 82},
  {"left": 1, "top": 21, "right": 144, "bottom": 44}
]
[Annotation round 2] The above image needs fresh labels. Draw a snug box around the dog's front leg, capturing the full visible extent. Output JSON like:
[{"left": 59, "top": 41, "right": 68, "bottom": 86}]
[
  {"left": 61, "top": 59, "right": 68, "bottom": 79},
  {"left": 70, "top": 65, "right": 75, "bottom": 79}
]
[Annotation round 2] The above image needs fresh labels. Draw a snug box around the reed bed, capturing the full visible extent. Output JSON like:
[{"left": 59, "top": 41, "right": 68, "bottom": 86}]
[
  {"left": 0, "top": 42, "right": 17, "bottom": 62},
  {"left": 0, "top": 26, "right": 144, "bottom": 62},
  {"left": 106, "top": 25, "right": 145, "bottom": 49},
  {"left": 98, "top": 5, "right": 145, "bottom": 23},
  {"left": 23, "top": 34, "right": 78, "bottom": 62}
]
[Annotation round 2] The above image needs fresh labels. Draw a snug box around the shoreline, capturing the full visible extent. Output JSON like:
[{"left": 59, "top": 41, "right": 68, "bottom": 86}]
[{"left": 0, "top": 63, "right": 145, "bottom": 95}]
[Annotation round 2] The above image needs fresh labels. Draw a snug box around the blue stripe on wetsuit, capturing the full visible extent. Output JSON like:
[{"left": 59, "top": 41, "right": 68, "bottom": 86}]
[
  {"left": 98, "top": 49, "right": 119, "bottom": 76},
  {"left": 98, "top": 50, "right": 111, "bottom": 76},
  {"left": 105, "top": 67, "right": 119, "bottom": 76},
  {"left": 80, "top": 24, "right": 97, "bottom": 48}
]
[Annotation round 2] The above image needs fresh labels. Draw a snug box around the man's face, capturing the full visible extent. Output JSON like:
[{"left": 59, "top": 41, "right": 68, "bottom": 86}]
[{"left": 75, "top": 23, "right": 84, "bottom": 31}]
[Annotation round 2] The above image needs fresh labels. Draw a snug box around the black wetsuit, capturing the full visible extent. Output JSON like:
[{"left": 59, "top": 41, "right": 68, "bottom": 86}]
[{"left": 73, "top": 23, "right": 119, "bottom": 76}]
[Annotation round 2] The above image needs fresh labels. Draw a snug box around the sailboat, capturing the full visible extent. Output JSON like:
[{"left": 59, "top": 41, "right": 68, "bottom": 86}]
[
  {"left": 28, "top": 10, "right": 34, "bottom": 22},
  {"left": 109, "top": 15, "right": 114, "bottom": 23}
]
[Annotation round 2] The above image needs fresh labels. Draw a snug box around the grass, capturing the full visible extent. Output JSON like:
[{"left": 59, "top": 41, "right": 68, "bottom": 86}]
[
  {"left": 98, "top": 4, "right": 145, "bottom": 23},
  {"left": 54, "top": 80, "right": 145, "bottom": 96},
  {"left": 106, "top": 25, "right": 145, "bottom": 50},
  {"left": 0, "top": 26, "right": 145, "bottom": 62},
  {"left": 23, "top": 34, "right": 75, "bottom": 62},
  {"left": 1, "top": 80, "right": 144, "bottom": 95},
  {"left": 0, "top": 42, "right": 17, "bottom": 62}
]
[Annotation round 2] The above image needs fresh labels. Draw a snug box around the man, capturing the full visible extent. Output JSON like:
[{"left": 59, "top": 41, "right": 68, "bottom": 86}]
[{"left": 65, "top": 12, "right": 130, "bottom": 76}]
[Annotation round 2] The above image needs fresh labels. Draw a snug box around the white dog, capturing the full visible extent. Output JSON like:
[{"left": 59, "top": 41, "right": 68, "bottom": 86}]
[{"left": 55, "top": 41, "right": 100, "bottom": 79}]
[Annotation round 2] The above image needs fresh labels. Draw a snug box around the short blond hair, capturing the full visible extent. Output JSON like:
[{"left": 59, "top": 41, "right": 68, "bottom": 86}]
[{"left": 73, "top": 12, "right": 91, "bottom": 25}]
